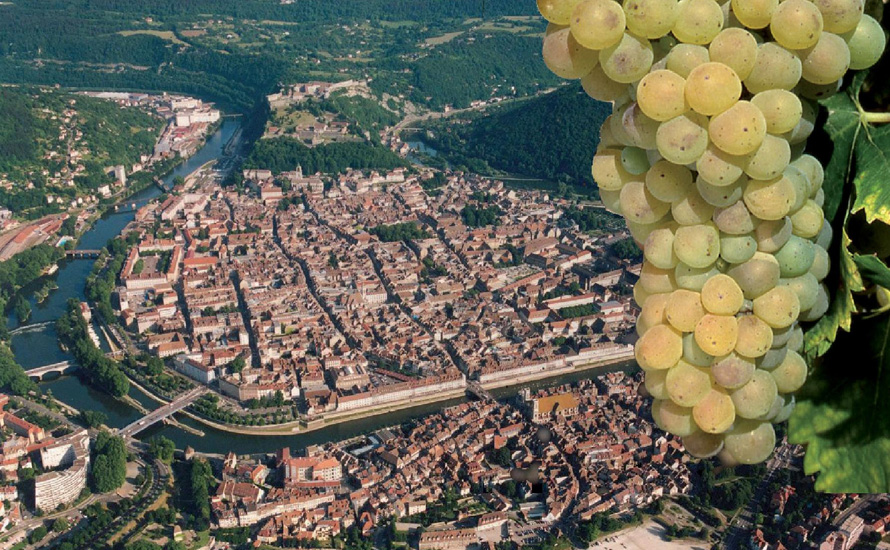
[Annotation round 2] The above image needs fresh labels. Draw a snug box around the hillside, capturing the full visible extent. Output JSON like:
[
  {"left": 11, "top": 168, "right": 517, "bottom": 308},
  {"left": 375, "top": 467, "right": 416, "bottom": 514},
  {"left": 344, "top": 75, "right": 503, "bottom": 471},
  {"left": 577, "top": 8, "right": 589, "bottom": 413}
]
[{"left": 420, "top": 84, "right": 612, "bottom": 193}]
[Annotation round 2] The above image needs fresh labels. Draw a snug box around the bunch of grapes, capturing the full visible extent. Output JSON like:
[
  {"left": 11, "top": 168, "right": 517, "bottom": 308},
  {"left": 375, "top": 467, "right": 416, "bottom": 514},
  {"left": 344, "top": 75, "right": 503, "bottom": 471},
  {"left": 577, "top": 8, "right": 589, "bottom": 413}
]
[{"left": 538, "top": 0, "right": 886, "bottom": 464}]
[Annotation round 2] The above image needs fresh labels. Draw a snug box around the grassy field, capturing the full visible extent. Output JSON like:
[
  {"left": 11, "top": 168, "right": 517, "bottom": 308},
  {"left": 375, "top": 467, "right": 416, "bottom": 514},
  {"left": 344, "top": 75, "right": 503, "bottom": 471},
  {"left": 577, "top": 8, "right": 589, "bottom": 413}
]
[
  {"left": 117, "top": 30, "right": 188, "bottom": 46},
  {"left": 425, "top": 31, "right": 464, "bottom": 46}
]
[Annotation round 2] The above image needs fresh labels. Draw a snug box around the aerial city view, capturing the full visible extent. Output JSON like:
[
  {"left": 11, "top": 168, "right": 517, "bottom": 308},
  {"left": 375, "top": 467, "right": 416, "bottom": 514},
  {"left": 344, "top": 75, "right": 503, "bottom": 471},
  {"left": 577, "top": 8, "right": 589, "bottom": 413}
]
[{"left": 0, "top": 0, "right": 889, "bottom": 549}]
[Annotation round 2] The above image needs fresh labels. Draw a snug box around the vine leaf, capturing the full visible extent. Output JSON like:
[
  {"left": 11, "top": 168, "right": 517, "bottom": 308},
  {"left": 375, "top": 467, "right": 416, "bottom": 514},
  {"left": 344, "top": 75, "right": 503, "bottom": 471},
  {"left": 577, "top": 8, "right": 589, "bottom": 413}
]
[
  {"left": 853, "top": 254, "right": 890, "bottom": 289},
  {"left": 789, "top": 311, "right": 890, "bottom": 492},
  {"left": 852, "top": 123, "right": 890, "bottom": 225},
  {"left": 802, "top": 230, "right": 863, "bottom": 359},
  {"left": 819, "top": 73, "right": 863, "bottom": 224}
]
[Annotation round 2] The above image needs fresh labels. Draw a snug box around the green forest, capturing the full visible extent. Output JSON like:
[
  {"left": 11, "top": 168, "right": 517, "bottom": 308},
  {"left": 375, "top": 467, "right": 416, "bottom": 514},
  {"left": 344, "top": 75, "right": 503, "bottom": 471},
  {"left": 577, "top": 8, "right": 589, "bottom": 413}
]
[
  {"left": 243, "top": 138, "right": 406, "bottom": 176},
  {"left": 0, "top": 87, "right": 163, "bottom": 215},
  {"left": 422, "top": 84, "right": 613, "bottom": 191}
]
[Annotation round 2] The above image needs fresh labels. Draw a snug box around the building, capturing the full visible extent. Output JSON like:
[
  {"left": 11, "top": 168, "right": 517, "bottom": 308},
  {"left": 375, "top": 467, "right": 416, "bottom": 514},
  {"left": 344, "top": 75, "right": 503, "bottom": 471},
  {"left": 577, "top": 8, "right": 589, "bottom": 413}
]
[{"left": 33, "top": 431, "right": 90, "bottom": 512}]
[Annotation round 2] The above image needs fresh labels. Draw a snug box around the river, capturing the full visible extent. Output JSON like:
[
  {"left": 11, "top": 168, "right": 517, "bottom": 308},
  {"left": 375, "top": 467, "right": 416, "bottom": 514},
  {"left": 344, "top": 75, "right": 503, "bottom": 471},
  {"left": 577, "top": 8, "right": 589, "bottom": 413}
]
[{"left": 6, "top": 122, "right": 638, "bottom": 456}]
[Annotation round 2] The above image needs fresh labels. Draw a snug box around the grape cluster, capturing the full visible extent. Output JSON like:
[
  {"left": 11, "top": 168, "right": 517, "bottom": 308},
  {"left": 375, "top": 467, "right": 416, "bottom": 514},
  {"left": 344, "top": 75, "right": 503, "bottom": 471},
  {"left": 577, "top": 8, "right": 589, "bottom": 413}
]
[{"left": 538, "top": 0, "right": 885, "bottom": 464}]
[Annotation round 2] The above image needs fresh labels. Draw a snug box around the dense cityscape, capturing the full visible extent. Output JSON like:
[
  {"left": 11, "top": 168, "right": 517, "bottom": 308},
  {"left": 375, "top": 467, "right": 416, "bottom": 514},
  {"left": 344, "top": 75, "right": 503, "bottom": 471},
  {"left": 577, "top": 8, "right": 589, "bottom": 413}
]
[{"left": 0, "top": 1, "right": 886, "bottom": 550}]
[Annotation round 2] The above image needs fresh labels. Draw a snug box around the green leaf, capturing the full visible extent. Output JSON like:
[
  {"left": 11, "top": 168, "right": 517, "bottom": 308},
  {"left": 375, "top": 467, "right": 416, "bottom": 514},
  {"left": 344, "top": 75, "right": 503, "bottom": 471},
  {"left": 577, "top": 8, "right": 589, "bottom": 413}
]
[
  {"left": 852, "top": 122, "right": 890, "bottom": 225},
  {"left": 803, "top": 230, "right": 864, "bottom": 359},
  {"left": 853, "top": 254, "right": 890, "bottom": 289},
  {"left": 790, "top": 311, "right": 890, "bottom": 492},
  {"left": 819, "top": 75, "right": 863, "bottom": 223}
]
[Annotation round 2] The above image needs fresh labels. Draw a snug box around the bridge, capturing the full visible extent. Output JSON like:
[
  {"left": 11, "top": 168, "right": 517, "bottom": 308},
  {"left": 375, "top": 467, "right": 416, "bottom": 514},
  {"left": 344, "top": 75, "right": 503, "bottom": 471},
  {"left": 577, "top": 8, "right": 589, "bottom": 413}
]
[
  {"left": 10, "top": 321, "right": 55, "bottom": 336},
  {"left": 466, "top": 380, "right": 494, "bottom": 401},
  {"left": 118, "top": 386, "right": 209, "bottom": 439},
  {"left": 25, "top": 361, "right": 79, "bottom": 381},
  {"left": 65, "top": 249, "right": 102, "bottom": 259}
]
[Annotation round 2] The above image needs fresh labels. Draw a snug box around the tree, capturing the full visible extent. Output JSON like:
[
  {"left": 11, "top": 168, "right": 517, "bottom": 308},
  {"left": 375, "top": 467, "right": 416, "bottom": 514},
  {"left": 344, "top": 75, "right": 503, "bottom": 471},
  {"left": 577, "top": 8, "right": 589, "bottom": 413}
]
[
  {"left": 145, "top": 356, "right": 164, "bottom": 376},
  {"left": 91, "top": 432, "right": 127, "bottom": 493},
  {"left": 29, "top": 525, "right": 48, "bottom": 544},
  {"left": 127, "top": 540, "right": 162, "bottom": 550},
  {"left": 52, "top": 518, "right": 69, "bottom": 532},
  {"left": 149, "top": 436, "right": 176, "bottom": 464},
  {"left": 79, "top": 410, "right": 108, "bottom": 429}
]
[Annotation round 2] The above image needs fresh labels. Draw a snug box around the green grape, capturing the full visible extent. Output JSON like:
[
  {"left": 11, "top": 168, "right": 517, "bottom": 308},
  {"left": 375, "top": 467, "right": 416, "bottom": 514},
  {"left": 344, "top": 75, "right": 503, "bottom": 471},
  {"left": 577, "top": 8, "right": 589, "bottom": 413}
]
[
  {"left": 780, "top": 272, "right": 821, "bottom": 311},
  {"left": 681, "top": 431, "right": 725, "bottom": 458},
  {"left": 638, "top": 292, "right": 670, "bottom": 335},
  {"left": 666, "top": 288, "right": 707, "bottom": 331},
  {"left": 597, "top": 115, "right": 623, "bottom": 149},
  {"left": 812, "top": 0, "right": 864, "bottom": 33},
  {"left": 709, "top": 101, "right": 768, "bottom": 156},
  {"left": 571, "top": 0, "right": 628, "bottom": 50},
  {"left": 771, "top": 322, "right": 798, "bottom": 348},
  {"left": 538, "top": 0, "right": 586, "bottom": 24},
  {"left": 628, "top": 219, "right": 670, "bottom": 244},
  {"left": 624, "top": 0, "right": 679, "bottom": 39},
  {"left": 743, "top": 175, "right": 796, "bottom": 221},
  {"left": 770, "top": 349, "right": 808, "bottom": 393},
  {"left": 693, "top": 387, "right": 736, "bottom": 433},
  {"left": 675, "top": 262, "right": 721, "bottom": 291},
  {"left": 770, "top": 0, "right": 824, "bottom": 50},
  {"left": 754, "top": 217, "right": 793, "bottom": 253},
  {"left": 666, "top": 360, "right": 714, "bottom": 406},
  {"left": 797, "top": 78, "right": 843, "bottom": 100},
  {"left": 774, "top": 235, "right": 816, "bottom": 277},
  {"left": 731, "top": 0, "right": 778, "bottom": 29},
  {"left": 720, "top": 233, "right": 758, "bottom": 263},
  {"left": 727, "top": 251, "right": 781, "bottom": 299},
  {"left": 616, "top": 101, "right": 660, "bottom": 149},
  {"left": 799, "top": 283, "right": 830, "bottom": 321},
  {"left": 620, "top": 181, "right": 671, "bottom": 224},
  {"left": 744, "top": 134, "right": 792, "bottom": 181},
  {"left": 701, "top": 274, "right": 744, "bottom": 315},
  {"left": 697, "top": 175, "right": 745, "bottom": 208},
  {"left": 759, "top": 345, "right": 787, "bottom": 370},
  {"left": 645, "top": 224, "right": 681, "bottom": 269},
  {"left": 636, "top": 324, "right": 684, "bottom": 369},
  {"left": 622, "top": 147, "right": 652, "bottom": 175},
  {"left": 751, "top": 89, "right": 803, "bottom": 135},
  {"left": 652, "top": 399, "right": 698, "bottom": 436},
  {"left": 684, "top": 332, "right": 715, "bottom": 366},
  {"left": 644, "top": 368, "right": 672, "bottom": 399},
  {"left": 600, "top": 189, "right": 623, "bottom": 214},
  {"left": 637, "top": 70, "right": 689, "bottom": 122},
  {"left": 709, "top": 28, "right": 759, "bottom": 80},
  {"left": 790, "top": 199, "right": 825, "bottom": 238},
  {"left": 791, "top": 154, "right": 825, "bottom": 195},
  {"left": 592, "top": 148, "right": 635, "bottom": 191},
  {"left": 813, "top": 187, "right": 825, "bottom": 207},
  {"left": 672, "top": 0, "right": 725, "bottom": 44},
  {"left": 656, "top": 112, "right": 710, "bottom": 165},
  {"left": 810, "top": 245, "right": 830, "bottom": 280},
  {"left": 784, "top": 165, "right": 812, "bottom": 214},
  {"left": 799, "top": 32, "right": 851, "bottom": 85},
  {"left": 685, "top": 62, "right": 742, "bottom": 116},
  {"left": 646, "top": 160, "right": 695, "bottom": 202},
  {"left": 744, "top": 42, "right": 803, "bottom": 93},
  {"left": 672, "top": 189, "right": 717, "bottom": 225},
  {"left": 665, "top": 44, "right": 711, "bottom": 77},
  {"left": 543, "top": 27, "right": 600, "bottom": 79},
  {"left": 696, "top": 144, "right": 748, "bottom": 187},
  {"left": 787, "top": 325, "right": 804, "bottom": 353},
  {"left": 582, "top": 65, "right": 632, "bottom": 102},
  {"left": 731, "top": 370, "right": 779, "bottom": 419},
  {"left": 641, "top": 261, "right": 679, "bottom": 294},
  {"left": 723, "top": 420, "right": 776, "bottom": 464},
  {"left": 600, "top": 33, "right": 655, "bottom": 83},
  {"left": 711, "top": 352, "right": 756, "bottom": 389},
  {"left": 772, "top": 395, "right": 795, "bottom": 424},
  {"left": 633, "top": 281, "right": 650, "bottom": 308},
  {"left": 735, "top": 314, "right": 774, "bottom": 357},
  {"left": 695, "top": 313, "right": 739, "bottom": 356},
  {"left": 753, "top": 286, "right": 801, "bottom": 329},
  {"left": 845, "top": 14, "right": 887, "bottom": 70},
  {"left": 814, "top": 221, "right": 833, "bottom": 250},
  {"left": 714, "top": 200, "right": 757, "bottom": 235},
  {"left": 673, "top": 224, "right": 721, "bottom": 269},
  {"left": 759, "top": 394, "right": 786, "bottom": 422}
]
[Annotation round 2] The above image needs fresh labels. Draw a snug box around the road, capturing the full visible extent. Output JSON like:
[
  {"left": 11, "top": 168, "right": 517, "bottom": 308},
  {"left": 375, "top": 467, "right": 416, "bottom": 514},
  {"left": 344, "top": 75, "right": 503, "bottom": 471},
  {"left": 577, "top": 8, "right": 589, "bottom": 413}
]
[{"left": 118, "top": 385, "right": 208, "bottom": 438}]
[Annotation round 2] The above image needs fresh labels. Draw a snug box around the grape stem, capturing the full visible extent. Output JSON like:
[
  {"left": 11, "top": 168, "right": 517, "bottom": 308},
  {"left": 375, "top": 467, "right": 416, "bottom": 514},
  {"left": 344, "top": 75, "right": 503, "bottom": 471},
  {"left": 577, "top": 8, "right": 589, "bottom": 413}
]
[{"left": 859, "top": 111, "right": 890, "bottom": 125}]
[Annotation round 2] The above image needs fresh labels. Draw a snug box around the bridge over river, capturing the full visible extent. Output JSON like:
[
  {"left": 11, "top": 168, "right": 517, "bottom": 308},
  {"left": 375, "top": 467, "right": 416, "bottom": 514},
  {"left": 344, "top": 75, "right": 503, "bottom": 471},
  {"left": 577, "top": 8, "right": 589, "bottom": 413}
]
[{"left": 118, "top": 386, "right": 209, "bottom": 439}]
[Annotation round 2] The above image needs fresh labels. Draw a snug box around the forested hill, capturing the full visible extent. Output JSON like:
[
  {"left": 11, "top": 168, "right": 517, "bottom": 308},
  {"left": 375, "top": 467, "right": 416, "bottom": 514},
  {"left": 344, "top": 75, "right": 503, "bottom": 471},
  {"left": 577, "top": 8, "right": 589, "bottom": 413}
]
[
  {"left": 12, "top": 0, "right": 535, "bottom": 21},
  {"left": 421, "top": 84, "right": 613, "bottom": 192}
]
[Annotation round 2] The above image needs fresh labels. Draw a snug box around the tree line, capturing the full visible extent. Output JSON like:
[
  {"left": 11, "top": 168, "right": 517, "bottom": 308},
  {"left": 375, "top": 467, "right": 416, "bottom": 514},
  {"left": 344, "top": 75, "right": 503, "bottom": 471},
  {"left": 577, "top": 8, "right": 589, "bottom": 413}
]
[{"left": 243, "top": 137, "right": 405, "bottom": 175}]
